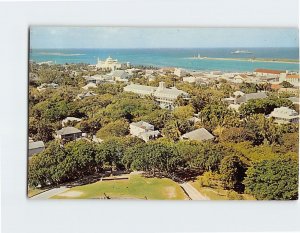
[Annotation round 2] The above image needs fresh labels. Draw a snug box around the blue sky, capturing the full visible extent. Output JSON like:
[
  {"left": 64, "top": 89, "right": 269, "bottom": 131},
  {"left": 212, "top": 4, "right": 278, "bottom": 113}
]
[{"left": 30, "top": 27, "right": 299, "bottom": 49}]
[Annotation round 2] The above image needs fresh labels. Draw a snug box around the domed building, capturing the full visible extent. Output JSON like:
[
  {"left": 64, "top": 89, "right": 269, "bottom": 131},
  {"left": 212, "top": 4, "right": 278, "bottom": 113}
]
[{"left": 96, "top": 56, "right": 123, "bottom": 71}]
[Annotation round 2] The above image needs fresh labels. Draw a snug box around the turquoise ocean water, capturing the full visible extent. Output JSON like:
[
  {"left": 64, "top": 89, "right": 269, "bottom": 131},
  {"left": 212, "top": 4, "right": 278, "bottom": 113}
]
[{"left": 30, "top": 48, "right": 299, "bottom": 72}]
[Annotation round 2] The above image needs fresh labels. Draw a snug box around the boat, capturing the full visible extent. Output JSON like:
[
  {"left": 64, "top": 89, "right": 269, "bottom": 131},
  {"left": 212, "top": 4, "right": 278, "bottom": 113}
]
[
  {"left": 193, "top": 53, "right": 207, "bottom": 59},
  {"left": 231, "top": 50, "right": 253, "bottom": 54}
]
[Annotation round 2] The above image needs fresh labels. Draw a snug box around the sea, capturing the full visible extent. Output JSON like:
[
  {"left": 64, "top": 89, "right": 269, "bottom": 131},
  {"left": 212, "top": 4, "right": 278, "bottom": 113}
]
[{"left": 30, "top": 48, "right": 299, "bottom": 72}]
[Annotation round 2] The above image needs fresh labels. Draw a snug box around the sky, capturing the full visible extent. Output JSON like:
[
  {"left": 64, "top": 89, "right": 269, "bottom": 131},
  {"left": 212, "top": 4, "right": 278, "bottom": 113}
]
[{"left": 30, "top": 27, "right": 299, "bottom": 49}]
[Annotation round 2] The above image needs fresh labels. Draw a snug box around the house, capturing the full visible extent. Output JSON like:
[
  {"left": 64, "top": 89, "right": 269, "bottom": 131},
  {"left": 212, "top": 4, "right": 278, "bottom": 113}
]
[
  {"left": 62, "top": 117, "right": 81, "bottom": 127},
  {"left": 124, "top": 82, "right": 189, "bottom": 110},
  {"left": 174, "top": 68, "right": 188, "bottom": 77},
  {"left": 284, "top": 74, "right": 300, "bottom": 87},
  {"left": 82, "top": 82, "right": 97, "bottom": 90},
  {"left": 85, "top": 74, "right": 112, "bottom": 84},
  {"left": 182, "top": 76, "right": 197, "bottom": 83},
  {"left": 129, "top": 121, "right": 160, "bottom": 142},
  {"left": 254, "top": 69, "right": 285, "bottom": 77},
  {"left": 96, "top": 56, "right": 123, "bottom": 71},
  {"left": 269, "top": 107, "right": 299, "bottom": 124},
  {"left": 153, "top": 82, "right": 190, "bottom": 110},
  {"left": 76, "top": 91, "right": 97, "bottom": 100},
  {"left": 56, "top": 127, "right": 83, "bottom": 141},
  {"left": 233, "top": 91, "right": 245, "bottom": 97},
  {"left": 236, "top": 92, "right": 267, "bottom": 104},
  {"left": 28, "top": 141, "right": 45, "bottom": 157},
  {"left": 181, "top": 128, "right": 214, "bottom": 142},
  {"left": 37, "top": 83, "right": 59, "bottom": 91},
  {"left": 110, "top": 70, "right": 130, "bottom": 82},
  {"left": 228, "top": 104, "right": 241, "bottom": 112}
]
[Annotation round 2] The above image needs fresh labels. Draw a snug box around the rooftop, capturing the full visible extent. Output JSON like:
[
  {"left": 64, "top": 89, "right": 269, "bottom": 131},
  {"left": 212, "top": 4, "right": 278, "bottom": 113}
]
[
  {"left": 181, "top": 128, "right": 214, "bottom": 142},
  {"left": 29, "top": 141, "right": 45, "bottom": 150},
  {"left": 255, "top": 69, "right": 285, "bottom": 75},
  {"left": 270, "top": 107, "right": 299, "bottom": 118},
  {"left": 131, "top": 121, "right": 154, "bottom": 130},
  {"left": 57, "top": 127, "right": 82, "bottom": 135}
]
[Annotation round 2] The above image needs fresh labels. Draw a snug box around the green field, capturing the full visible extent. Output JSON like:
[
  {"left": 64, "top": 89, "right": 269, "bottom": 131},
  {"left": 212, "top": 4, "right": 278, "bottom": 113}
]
[
  {"left": 190, "top": 177, "right": 256, "bottom": 200},
  {"left": 52, "top": 174, "right": 187, "bottom": 200}
]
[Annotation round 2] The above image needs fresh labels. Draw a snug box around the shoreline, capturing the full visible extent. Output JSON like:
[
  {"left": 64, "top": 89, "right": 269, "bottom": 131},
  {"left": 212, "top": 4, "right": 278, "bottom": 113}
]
[{"left": 186, "top": 57, "right": 299, "bottom": 64}]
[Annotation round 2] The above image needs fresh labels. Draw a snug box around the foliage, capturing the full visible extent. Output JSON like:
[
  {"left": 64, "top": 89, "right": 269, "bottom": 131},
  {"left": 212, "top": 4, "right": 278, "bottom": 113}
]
[
  {"left": 239, "top": 97, "right": 293, "bottom": 116},
  {"left": 243, "top": 158, "right": 298, "bottom": 200},
  {"left": 96, "top": 120, "right": 129, "bottom": 139},
  {"left": 220, "top": 155, "right": 247, "bottom": 191}
]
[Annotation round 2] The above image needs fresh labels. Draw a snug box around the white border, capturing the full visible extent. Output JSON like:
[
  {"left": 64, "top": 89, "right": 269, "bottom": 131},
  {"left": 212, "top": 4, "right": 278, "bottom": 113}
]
[{"left": 0, "top": 1, "right": 299, "bottom": 233}]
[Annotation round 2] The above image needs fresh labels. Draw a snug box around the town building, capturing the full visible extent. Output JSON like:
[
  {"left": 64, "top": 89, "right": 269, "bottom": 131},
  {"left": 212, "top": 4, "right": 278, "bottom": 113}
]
[
  {"left": 153, "top": 82, "right": 190, "bottom": 109},
  {"left": 180, "top": 128, "right": 214, "bottom": 142},
  {"left": 76, "top": 91, "right": 97, "bottom": 100},
  {"left": 96, "top": 56, "right": 123, "bottom": 71},
  {"left": 56, "top": 127, "right": 83, "bottom": 141},
  {"left": 82, "top": 82, "right": 97, "bottom": 90},
  {"left": 236, "top": 92, "right": 267, "bottom": 104},
  {"left": 269, "top": 107, "right": 299, "bottom": 124},
  {"left": 28, "top": 141, "right": 45, "bottom": 157},
  {"left": 283, "top": 74, "right": 300, "bottom": 87},
  {"left": 110, "top": 70, "right": 130, "bottom": 82},
  {"left": 254, "top": 68, "right": 286, "bottom": 78},
  {"left": 37, "top": 83, "right": 59, "bottom": 91},
  {"left": 129, "top": 121, "right": 160, "bottom": 142},
  {"left": 174, "top": 68, "right": 188, "bottom": 77},
  {"left": 124, "top": 82, "right": 189, "bottom": 110}
]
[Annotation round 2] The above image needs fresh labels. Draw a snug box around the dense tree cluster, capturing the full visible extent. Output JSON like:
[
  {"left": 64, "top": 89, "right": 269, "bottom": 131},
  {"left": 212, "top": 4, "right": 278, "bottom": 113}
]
[{"left": 28, "top": 63, "right": 299, "bottom": 200}]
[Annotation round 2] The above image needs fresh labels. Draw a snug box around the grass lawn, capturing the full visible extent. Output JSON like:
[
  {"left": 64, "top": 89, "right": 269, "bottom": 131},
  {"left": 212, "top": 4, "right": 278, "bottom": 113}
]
[
  {"left": 28, "top": 188, "right": 47, "bottom": 198},
  {"left": 51, "top": 174, "right": 187, "bottom": 200},
  {"left": 189, "top": 177, "right": 256, "bottom": 200}
]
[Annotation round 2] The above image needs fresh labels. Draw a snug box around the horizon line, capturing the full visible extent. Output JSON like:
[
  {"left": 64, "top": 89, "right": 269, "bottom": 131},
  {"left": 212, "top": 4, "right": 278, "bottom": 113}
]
[{"left": 30, "top": 46, "right": 300, "bottom": 50}]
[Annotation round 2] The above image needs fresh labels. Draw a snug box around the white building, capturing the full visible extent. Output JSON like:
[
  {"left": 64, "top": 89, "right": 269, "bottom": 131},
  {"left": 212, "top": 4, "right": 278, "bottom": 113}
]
[
  {"left": 269, "top": 107, "right": 299, "bottom": 124},
  {"left": 124, "top": 82, "right": 189, "bottom": 110},
  {"left": 130, "top": 121, "right": 160, "bottom": 142},
  {"left": 96, "top": 56, "right": 123, "bottom": 71},
  {"left": 280, "top": 74, "right": 300, "bottom": 87},
  {"left": 254, "top": 69, "right": 286, "bottom": 79},
  {"left": 82, "top": 82, "right": 97, "bottom": 90},
  {"left": 174, "top": 68, "right": 188, "bottom": 77},
  {"left": 37, "top": 83, "right": 58, "bottom": 91},
  {"left": 110, "top": 70, "right": 130, "bottom": 82},
  {"left": 153, "top": 82, "right": 189, "bottom": 109}
]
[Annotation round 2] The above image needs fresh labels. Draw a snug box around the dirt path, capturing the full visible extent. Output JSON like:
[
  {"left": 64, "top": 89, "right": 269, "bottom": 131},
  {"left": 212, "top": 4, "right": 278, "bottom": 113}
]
[
  {"left": 30, "top": 187, "right": 70, "bottom": 199},
  {"left": 180, "top": 183, "right": 209, "bottom": 200}
]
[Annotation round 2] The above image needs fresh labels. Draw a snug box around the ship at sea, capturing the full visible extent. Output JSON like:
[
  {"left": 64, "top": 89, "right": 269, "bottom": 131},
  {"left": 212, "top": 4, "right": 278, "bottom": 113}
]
[
  {"left": 192, "top": 53, "right": 207, "bottom": 59},
  {"left": 231, "top": 50, "right": 253, "bottom": 54}
]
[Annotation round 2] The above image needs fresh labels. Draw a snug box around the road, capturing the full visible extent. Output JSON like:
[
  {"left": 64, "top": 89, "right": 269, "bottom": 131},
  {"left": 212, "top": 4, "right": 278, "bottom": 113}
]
[
  {"left": 30, "top": 186, "right": 70, "bottom": 199},
  {"left": 180, "top": 182, "right": 209, "bottom": 200}
]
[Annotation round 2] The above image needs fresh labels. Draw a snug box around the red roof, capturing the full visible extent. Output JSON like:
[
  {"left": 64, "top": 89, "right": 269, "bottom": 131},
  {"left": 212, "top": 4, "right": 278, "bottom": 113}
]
[
  {"left": 271, "top": 84, "right": 281, "bottom": 90},
  {"left": 286, "top": 74, "right": 300, "bottom": 79},
  {"left": 255, "top": 69, "right": 285, "bottom": 74}
]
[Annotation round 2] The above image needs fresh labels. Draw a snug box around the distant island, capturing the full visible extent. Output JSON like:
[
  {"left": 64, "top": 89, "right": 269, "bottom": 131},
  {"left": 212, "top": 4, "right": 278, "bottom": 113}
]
[{"left": 187, "top": 56, "right": 299, "bottom": 64}]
